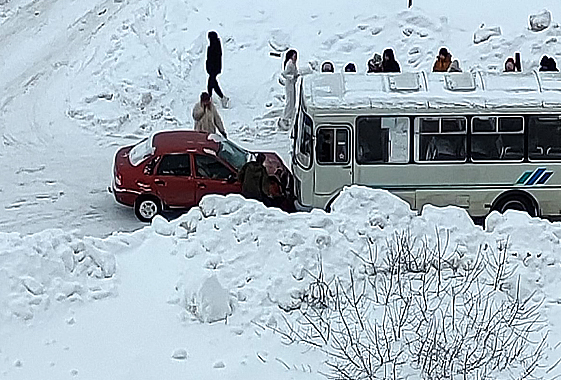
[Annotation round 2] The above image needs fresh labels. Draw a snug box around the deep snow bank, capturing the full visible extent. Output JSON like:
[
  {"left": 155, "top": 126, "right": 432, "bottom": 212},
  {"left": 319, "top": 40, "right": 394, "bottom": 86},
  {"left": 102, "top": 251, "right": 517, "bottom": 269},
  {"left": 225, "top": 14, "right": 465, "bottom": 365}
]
[
  {"left": 3, "top": 187, "right": 561, "bottom": 379},
  {"left": 0, "top": 229, "right": 124, "bottom": 322}
]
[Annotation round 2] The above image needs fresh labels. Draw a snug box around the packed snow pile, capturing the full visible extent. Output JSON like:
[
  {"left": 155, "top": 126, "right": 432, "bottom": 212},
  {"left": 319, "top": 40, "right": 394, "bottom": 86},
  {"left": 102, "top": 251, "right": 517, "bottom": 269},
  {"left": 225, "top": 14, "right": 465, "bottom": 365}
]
[
  {"left": 0, "top": 229, "right": 118, "bottom": 322},
  {"left": 132, "top": 187, "right": 561, "bottom": 379}
]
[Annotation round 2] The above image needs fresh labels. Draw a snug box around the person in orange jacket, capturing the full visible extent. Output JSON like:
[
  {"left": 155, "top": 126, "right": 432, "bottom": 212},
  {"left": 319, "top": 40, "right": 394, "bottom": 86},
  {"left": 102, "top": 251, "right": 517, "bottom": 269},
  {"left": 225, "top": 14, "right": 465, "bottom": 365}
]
[{"left": 433, "top": 47, "right": 452, "bottom": 72}]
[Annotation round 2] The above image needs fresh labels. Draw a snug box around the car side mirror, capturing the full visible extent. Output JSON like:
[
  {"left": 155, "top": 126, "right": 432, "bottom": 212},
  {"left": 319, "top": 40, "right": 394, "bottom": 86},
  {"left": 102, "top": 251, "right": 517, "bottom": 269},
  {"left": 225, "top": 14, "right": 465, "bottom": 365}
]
[{"left": 227, "top": 173, "right": 237, "bottom": 183}]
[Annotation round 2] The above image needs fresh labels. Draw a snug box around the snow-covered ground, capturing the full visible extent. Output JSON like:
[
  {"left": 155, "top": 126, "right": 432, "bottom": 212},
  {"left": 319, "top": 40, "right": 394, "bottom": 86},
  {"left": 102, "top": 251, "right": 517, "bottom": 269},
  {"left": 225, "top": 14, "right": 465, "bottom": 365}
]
[{"left": 2, "top": 0, "right": 561, "bottom": 379}]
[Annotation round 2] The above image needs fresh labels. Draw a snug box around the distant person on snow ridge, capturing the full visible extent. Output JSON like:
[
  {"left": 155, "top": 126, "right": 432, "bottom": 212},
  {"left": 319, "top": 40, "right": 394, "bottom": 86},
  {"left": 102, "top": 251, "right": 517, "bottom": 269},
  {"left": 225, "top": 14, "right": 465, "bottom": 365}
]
[
  {"left": 206, "top": 31, "right": 230, "bottom": 108},
  {"left": 433, "top": 47, "right": 452, "bottom": 72},
  {"left": 540, "top": 55, "right": 559, "bottom": 72},
  {"left": 321, "top": 61, "right": 334, "bottom": 73},
  {"left": 279, "top": 49, "right": 299, "bottom": 130},
  {"left": 192, "top": 92, "right": 227, "bottom": 138},
  {"left": 504, "top": 57, "right": 516, "bottom": 72},
  {"left": 344, "top": 62, "right": 357, "bottom": 72},
  {"left": 382, "top": 48, "right": 401, "bottom": 72},
  {"left": 367, "top": 53, "right": 383, "bottom": 73}
]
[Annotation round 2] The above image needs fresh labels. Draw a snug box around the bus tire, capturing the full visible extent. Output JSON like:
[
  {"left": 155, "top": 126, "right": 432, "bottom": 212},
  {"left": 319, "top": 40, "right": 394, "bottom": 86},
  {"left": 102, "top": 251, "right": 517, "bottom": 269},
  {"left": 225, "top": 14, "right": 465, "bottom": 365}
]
[
  {"left": 134, "top": 195, "right": 162, "bottom": 222},
  {"left": 492, "top": 192, "right": 538, "bottom": 217}
]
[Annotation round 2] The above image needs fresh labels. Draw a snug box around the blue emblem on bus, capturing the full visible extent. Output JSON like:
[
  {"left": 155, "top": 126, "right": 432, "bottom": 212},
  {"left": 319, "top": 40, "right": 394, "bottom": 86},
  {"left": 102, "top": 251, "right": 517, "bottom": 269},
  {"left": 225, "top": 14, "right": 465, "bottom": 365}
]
[{"left": 516, "top": 168, "right": 553, "bottom": 185}]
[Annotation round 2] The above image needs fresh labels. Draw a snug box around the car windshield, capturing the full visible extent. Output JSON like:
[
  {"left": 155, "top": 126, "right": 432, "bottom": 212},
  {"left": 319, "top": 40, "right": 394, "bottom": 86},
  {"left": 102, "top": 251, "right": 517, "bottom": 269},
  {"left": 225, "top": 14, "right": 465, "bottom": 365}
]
[
  {"left": 129, "top": 137, "right": 154, "bottom": 166},
  {"left": 216, "top": 139, "right": 251, "bottom": 171}
]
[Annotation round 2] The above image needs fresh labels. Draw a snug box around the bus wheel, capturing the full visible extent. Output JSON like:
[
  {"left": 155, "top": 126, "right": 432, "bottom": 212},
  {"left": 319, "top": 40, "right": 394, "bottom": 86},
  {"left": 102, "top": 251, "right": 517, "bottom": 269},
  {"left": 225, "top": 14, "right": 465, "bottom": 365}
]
[
  {"left": 135, "top": 195, "right": 162, "bottom": 222},
  {"left": 492, "top": 193, "right": 538, "bottom": 217}
]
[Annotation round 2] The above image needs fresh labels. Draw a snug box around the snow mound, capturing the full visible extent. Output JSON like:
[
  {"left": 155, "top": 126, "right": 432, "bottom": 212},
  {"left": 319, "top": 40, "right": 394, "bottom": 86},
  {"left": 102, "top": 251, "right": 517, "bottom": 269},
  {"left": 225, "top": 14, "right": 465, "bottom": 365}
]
[
  {"left": 0, "top": 229, "right": 118, "bottom": 321},
  {"left": 473, "top": 25, "right": 502, "bottom": 44}
]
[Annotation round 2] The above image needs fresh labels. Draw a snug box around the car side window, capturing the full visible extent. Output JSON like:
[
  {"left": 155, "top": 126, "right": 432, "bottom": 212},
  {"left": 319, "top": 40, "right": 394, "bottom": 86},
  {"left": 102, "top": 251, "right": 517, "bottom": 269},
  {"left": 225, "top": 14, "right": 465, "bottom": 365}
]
[
  {"left": 195, "top": 155, "right": 232, "bottom": 180},
  {"left": 157, "top": 154, "right": 191, "bottom": 176}
]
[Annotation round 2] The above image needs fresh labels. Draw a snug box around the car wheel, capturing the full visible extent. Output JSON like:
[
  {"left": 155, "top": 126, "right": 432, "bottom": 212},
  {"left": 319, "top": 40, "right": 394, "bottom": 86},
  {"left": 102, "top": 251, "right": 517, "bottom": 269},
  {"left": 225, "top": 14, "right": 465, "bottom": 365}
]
[{"left": 134, "top": 196, "right": 162, "bottom": 222}]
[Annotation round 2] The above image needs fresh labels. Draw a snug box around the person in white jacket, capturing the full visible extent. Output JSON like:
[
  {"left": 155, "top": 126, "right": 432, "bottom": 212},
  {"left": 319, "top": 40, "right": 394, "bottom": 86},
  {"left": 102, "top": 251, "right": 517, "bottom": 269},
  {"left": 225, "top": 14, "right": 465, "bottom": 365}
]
[
  {"left": 279, "top": 49, "right": 299, "bottom": 130},
  {"left": 192, "top": 92, "right": 227, "bottom": 138}
]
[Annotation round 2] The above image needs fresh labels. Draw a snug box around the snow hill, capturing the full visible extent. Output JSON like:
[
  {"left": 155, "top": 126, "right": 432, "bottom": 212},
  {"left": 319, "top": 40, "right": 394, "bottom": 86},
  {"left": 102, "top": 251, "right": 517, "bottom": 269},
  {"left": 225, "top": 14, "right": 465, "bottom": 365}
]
[{"left": 2, "top": 0, "right": 561, "bottom": 379}]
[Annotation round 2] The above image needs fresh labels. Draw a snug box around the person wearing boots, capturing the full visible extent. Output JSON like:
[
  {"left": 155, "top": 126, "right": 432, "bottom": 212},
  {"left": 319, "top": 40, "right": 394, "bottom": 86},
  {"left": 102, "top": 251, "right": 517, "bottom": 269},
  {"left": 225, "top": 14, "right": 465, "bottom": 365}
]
[{"left": 206, "top": 31, "right": 230, "bottom": 108}]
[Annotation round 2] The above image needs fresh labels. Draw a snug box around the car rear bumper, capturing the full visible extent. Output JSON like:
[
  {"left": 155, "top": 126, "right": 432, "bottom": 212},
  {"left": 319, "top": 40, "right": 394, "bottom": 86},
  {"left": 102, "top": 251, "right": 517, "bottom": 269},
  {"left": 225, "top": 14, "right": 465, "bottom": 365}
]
[{"left": 109, "top": 185, "right": 137, "bottom": 207}]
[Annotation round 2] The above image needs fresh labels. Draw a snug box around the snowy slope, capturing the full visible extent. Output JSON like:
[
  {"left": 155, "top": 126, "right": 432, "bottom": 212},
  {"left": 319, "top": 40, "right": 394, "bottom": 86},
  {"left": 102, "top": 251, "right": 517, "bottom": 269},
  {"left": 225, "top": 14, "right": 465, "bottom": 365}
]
[
  {"left": 2, "top": 0, "right": 561, "bottom": 379},
  {"left": 2, "top": 0, "right": 561, "bottom": 236}
]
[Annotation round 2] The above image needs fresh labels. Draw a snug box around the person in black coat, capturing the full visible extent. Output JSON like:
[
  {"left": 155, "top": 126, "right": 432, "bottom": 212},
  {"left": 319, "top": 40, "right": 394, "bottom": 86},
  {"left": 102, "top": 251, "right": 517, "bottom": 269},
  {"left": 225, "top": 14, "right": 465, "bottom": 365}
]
[
  {"left": 206, "top": 31, "right": 230, "bottom": 108},
  {"left": 382, "top": 48, "right": 401, "bottom": 73}
]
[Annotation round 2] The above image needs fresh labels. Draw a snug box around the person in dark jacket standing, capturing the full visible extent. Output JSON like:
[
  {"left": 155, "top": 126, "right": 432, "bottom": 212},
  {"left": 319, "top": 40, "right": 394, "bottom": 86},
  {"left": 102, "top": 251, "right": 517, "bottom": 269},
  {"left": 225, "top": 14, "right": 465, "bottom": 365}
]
[
  {"left": 238, "top": 153, "right": 269, "bottom": 203},
  {"left": 382, "top": 48, "right": 401, "bottom": 72},
  {"left": 206, "top": 31, "right": 230, "bottom": 108}
]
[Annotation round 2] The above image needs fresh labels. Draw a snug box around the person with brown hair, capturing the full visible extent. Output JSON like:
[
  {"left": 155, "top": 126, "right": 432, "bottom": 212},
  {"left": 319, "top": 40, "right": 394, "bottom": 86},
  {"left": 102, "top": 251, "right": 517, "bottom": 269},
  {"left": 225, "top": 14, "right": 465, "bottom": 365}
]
[
  {"left": 433, "top": 47, "right": 452, "bottom": 72},
  {"left": 192, "top": 92, "right": 227, "bottom": 138},
  {"left": 504, "top": 57, "right": 516, "bottom": 72}
]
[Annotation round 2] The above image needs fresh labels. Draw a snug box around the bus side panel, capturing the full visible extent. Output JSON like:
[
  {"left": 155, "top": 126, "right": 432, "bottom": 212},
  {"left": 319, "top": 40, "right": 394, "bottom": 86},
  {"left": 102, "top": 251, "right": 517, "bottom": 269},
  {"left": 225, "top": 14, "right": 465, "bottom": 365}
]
[{"left": 292, "top": 164, "right": 315, "bottom": 208}]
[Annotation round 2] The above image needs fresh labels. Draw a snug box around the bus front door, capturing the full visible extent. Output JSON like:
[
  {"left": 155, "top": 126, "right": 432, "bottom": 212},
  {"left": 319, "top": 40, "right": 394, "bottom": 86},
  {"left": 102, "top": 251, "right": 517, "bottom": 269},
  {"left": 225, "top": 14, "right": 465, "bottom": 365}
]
[{"left": 314, "top": 126, "right": 353, "bottom": 205}]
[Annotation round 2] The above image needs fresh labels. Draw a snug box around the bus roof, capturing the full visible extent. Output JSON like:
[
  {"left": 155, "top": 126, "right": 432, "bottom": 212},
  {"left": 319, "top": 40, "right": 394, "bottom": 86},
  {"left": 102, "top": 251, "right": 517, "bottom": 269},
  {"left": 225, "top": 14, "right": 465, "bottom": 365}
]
[{"left": 302, "top": 71, "right": 561, "bottom": 113}]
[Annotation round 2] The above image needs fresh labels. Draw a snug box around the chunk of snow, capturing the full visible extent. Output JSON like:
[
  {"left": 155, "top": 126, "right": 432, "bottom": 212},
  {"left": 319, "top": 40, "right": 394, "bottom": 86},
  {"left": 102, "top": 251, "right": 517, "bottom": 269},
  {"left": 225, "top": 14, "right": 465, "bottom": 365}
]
[
  {"left": 152, "top": 215, "right": 174, "bottom": 236},
  {"left": 529, "top": 9, "right": 551, "bottom": 31},
  {"left": 213, "top": 361, "right": 226, "bottom": 369},
  {"left": 473, "top": 25, "right": 501, "bottom": 44},
  {"left": 171, "top": 349, "right": 188, "bottom": 360},
  {"left": 196, "top": 275, "right": 232, "bottom": 323}
]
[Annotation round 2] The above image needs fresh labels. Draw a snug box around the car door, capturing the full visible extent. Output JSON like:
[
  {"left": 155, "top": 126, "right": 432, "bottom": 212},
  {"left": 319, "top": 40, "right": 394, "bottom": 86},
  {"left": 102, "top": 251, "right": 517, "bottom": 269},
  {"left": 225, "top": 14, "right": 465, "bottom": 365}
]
[
  {"left": 194, "top": 154, "right": 241, "bottom": 203},
  {"left": 152, "top": 153, "right": 197, "bottom": 208}
]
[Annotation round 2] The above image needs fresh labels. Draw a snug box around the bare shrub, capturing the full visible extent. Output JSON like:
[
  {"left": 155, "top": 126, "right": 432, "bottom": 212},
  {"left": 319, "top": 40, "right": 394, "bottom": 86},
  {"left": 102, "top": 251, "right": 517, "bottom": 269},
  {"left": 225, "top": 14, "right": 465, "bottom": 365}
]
[{"left": 278, "top": 230, "right": 546, "bottom": 380}]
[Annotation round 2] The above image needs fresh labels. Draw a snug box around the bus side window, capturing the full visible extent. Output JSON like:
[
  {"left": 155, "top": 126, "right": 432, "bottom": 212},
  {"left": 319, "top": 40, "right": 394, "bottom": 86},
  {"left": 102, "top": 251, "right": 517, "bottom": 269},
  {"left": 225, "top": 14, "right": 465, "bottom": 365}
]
[
  {"left": 529, "top": 116, "right": 561, "bottom": 160},
  {"left": 417, "top": 117, "right": 466, "bottom": 162},
  {"left": 472, "top": 117, "right": 523, "bottom": 161}
]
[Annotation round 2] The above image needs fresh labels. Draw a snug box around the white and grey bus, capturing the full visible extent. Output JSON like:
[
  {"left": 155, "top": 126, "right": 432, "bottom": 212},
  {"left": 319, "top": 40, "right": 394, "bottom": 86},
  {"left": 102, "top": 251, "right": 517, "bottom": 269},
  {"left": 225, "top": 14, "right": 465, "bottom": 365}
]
[{"left": 291, "top": 70, "right": 561, "bottom": 217}]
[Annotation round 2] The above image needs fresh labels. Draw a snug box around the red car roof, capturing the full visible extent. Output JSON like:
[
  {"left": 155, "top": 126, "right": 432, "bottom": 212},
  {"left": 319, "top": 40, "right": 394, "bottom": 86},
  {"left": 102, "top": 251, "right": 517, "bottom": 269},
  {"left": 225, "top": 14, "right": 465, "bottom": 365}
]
[{"left": 151, "top": 130, "right": 219, "bottom": 154}]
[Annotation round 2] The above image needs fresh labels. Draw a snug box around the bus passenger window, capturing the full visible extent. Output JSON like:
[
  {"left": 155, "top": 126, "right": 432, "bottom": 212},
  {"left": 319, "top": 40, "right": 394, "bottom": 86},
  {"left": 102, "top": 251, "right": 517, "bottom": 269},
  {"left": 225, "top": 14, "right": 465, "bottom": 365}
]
[
  {"left": 471, "top": 116, "right": 523, "bottom": 161},
  {"left": 417, "top": 117, "right": 466, "bottom": 162},
  {"left": 529, "top": 116, "right": 561, "bottom": 160}
]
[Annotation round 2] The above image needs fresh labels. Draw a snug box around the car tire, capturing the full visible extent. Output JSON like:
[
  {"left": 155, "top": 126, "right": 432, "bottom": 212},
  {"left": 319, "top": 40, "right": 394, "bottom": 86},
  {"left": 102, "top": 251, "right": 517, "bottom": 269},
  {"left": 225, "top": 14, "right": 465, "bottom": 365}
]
[
  {"left": 134, "top": 195, "right": 162, "bottom": 222},
  {"left": 493, "top": 193, "right": 538, "bottom": 217}
]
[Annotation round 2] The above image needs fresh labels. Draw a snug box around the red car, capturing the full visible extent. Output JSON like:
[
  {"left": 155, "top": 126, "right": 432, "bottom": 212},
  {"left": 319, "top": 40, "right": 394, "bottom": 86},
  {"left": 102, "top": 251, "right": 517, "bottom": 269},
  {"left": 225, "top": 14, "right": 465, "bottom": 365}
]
[{"left": 111, "top": 130, "right": 293, "bottom": 222}]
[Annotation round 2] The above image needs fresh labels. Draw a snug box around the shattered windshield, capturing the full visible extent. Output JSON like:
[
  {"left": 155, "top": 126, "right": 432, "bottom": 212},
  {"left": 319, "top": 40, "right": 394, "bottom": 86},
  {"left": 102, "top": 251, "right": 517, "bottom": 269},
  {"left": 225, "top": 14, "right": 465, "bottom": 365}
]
[{"left": 217, "top": 139, "right": 251, "bottom": 171}]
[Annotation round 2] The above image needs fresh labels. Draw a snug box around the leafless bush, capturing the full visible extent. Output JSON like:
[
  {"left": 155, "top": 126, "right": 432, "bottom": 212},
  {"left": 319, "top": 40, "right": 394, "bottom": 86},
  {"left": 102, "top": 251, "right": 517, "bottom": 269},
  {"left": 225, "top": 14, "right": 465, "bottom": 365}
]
[{"left": 278, "top": 230, "right": 546, "bottom": 380}]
